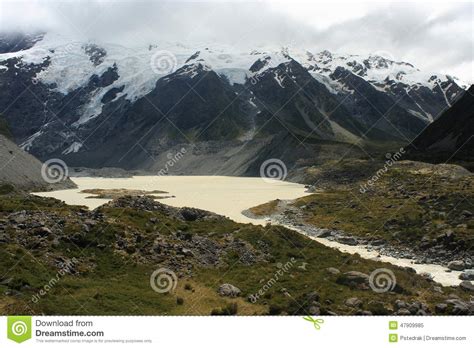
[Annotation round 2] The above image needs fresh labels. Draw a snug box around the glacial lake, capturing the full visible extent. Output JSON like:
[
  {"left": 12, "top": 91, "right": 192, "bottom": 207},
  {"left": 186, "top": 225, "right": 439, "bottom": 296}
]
[
  {"left": 34, "top": 175, "right": 464, "bottom": 286},
  {"left": 34, "top": 176, "right": 310, "bottom": 224}
]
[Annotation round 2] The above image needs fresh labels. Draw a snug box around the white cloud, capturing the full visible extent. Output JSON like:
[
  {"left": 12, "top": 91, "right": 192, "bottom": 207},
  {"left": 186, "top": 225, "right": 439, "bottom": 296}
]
[{"left": 0, "top": 0, "right": 472, "bottom": 83}]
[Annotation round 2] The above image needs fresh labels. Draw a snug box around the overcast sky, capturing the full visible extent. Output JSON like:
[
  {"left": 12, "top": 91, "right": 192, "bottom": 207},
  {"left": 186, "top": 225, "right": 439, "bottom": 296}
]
[{"left": 0, "top": 0, "right": 472, "bottom": 83}]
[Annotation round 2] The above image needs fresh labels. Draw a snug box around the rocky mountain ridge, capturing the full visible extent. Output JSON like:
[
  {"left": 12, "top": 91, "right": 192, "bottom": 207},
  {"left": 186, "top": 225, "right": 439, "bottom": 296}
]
[{"left": 0, "top": 32, "right": 467, "bottom": 172}]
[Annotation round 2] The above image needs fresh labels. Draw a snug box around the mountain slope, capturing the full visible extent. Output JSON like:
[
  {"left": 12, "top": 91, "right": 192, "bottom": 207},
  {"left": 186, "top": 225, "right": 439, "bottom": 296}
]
[
  {"left": 0, "top": 32, "right": 466, "bottom": 171},
  {"left": 408, "top": 86, "right": 474, "bottom": 168},
  {"left": 0, "top": 133, "right": 75, "bottom": 190}
]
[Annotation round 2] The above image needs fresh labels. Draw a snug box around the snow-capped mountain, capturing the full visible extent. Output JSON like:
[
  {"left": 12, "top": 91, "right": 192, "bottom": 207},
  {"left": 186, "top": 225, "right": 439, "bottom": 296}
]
[{"left": 0, "top": 32, "right": 467, "bottom": 172}]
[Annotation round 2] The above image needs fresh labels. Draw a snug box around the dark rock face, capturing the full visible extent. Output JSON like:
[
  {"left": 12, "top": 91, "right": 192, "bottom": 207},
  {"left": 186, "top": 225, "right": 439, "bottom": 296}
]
[
  {"left": 248, "top": 60, "right": 360, "bottom": 140},
  {"left": 408, "top": 85, "right": 474, "bottom": 168},
  {"left": 330, "top": 67, "right": 428, "bottom": 141},
  {"left": 0, "top": 32, "right": 45, "bottom": 53},
  {"left": 83, "top": 44, "right": 107, "bottom": 66}
]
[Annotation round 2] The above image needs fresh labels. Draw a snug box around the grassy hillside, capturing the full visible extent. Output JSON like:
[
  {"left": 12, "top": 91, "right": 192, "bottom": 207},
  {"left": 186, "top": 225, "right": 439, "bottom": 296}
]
[
  {"left": 0, "top": 191, "right": 472, "bottom": 316},
  {"left": 250, "top": 160, "right": 474, "bottom": 265}
]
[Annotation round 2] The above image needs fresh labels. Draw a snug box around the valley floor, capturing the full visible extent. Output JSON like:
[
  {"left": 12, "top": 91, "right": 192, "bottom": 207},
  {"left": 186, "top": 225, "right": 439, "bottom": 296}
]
[{"left": 0, "top": 171, "right": 473, "bottom": 315}]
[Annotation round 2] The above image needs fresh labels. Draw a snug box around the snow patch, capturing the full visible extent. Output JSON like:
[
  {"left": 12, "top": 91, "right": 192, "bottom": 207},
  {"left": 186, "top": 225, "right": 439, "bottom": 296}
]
[
  {"left": 62, "top": 141, "right": 83, "bottom": 154},
  {"left": 20, "top": 130, "right": 43, "bottom": 151}
]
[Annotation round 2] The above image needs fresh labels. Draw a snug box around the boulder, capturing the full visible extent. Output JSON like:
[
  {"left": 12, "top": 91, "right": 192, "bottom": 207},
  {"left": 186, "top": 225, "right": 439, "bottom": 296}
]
[
  {"left": 326, "top": 267, "right": 341, "bottom": 275},
  {"left": 445, "top": 299, "right": 471, "bottom": 314},
  {"left": 316, "top": 229, "right": 333, "bottom": 238},
  {"left": 459, "top": 281, "right": 474, "bottom": 292},
  {"left": 218, "top": 283, "right": 241, "bottom": 297},
  {"left": 395, "top": 300, "right": 407, "bottom": 309},
  {"left": 304, "top": 291, "right": 320, "bottom": 302},
  {"left": 337, "top": 271, "right": 369, "bottom": 285},
  {"left": 34, "top": 226, "right": 51, "bottom": 237},
  {"left": 345, "top": 297, "right": 362, "bottom": 307},
  {"left": 447, "top": 260, "right": 465, "bottom": 271},
  {"left": 336, "top": 236, "right": 358, "bottom": 246},
  {"left": 435, "top": 303, "right": 448, "bottom": 314},
  {"left": 459, "top": 270, "right": 474, "bottom": 281},
  {"left": 307, "top": 305, "right": 320, "bottom": 315},
  {"left": 396, "top": 308, "right": 411, "bottom": 315}
]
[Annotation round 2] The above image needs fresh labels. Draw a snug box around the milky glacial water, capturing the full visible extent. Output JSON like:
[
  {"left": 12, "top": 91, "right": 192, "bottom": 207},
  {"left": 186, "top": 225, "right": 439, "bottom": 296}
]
[{"left": 34, "top": 176, "right": 309, "bottom": 224}]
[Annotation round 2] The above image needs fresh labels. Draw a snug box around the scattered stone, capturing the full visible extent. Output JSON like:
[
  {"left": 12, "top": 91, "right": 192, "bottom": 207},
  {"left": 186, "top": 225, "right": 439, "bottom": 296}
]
[
  {"left": 459, "top": 270, "right": 474, "bottom": 281},
  {"left": 445, "top": 299, "right": 471, "bottom": 314},
  {"left": 304, "top": 291, "right": 320, "bottom": 302},
  {"left": 369, "top": 239, "right": 385, "bottom": 246},
  {"left": 395, "top": 300, "right": 407, "bottom": 309},
  {"left": 461, "top": 210, "right": 472, "bottom": 218},
  {"left": 345, "top": 297, "right": 362, "bottom": 307},
  {"left": 316, "top": 229, "right": 333, "bottom": 238},
  {"left": 308, "top": 305, "right": 320, "bottom": 315},
  {"left": 435, "top": 303, "right": 448, "bottom": 314},
  {"left": 326, "top": 267, "right": 340, "bottom": 275},
  {"left": 358, "top": 310, "right": 372, "bottom": 315},
  {"left": 34, "top": 226, "right": 51, "bottom": 237},
  {"left": 419, "top": 272, "right": 434, "bottom": 281},
  {"left": 397, "top": 308, "right": 411, "bottom": 315}
]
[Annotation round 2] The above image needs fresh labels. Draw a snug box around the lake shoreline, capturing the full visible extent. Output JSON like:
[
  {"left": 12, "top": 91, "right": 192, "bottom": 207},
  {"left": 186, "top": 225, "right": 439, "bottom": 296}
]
[{"left": 35, "top": 175, "right": 466, "bottom": 288}]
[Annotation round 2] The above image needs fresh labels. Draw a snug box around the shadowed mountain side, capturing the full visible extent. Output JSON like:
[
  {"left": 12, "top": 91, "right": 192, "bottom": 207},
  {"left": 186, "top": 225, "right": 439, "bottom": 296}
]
[{"left": 407, "top": 86, "right": 474, "bottom": 171}]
